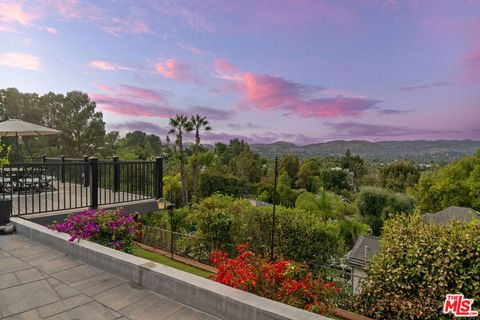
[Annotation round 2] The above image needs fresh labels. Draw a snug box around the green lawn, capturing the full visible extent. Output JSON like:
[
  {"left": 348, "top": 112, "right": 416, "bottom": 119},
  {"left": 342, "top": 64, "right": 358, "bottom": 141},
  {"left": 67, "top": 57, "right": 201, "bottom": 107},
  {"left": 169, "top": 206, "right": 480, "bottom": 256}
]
[{"left": 131, "top": 247, "right": 212, "bottom": 279}]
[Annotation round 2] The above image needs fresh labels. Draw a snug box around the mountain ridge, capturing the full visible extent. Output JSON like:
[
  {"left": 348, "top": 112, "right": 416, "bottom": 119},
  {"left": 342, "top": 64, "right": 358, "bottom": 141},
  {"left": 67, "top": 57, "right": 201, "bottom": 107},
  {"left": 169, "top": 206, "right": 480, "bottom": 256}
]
[{"left": 249, "top": 139, "right": 480, "bottom": 161}]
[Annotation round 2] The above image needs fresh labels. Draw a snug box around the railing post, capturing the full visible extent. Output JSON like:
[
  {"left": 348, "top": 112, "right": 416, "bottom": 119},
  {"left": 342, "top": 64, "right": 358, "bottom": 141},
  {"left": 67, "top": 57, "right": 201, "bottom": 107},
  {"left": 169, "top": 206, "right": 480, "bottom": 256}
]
[
  {"left": 42, "top": 154, "right": 46, "bottom": 163},
  {"left": 83, "top": 155, "right": 89, "bottom": 187},
  {"left": 89, "top": 157, "right": 98, "bottom": 209},
  {"left": 60, "top": 155, "right": 65, "bottom": 183},
  {"left": 113, "top": 156, "right": 120, "bottom": 192},
  {"left": 155, "top": 156, "right": 164, "bottom": 199}
]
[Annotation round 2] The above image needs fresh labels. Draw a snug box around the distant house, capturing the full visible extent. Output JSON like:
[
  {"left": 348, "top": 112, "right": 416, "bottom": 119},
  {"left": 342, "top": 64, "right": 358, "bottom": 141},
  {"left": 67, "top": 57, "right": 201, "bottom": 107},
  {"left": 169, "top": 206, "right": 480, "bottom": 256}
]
[
  {"left": 423, "top": 206, "right": 480, "bottom": 225},
  {"left": 346, "top": 206, "right": 480, "bottom": 294},
  {"left": 346, "top": 235, "right": 380, "bottom": 294}
]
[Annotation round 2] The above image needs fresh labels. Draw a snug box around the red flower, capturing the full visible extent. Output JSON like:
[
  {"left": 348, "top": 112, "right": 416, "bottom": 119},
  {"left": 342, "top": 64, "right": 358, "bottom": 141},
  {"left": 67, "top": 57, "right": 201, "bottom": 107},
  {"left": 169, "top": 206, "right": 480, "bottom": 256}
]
[{"left": 210, "top": 243, "right": 338, "bottom": 315}]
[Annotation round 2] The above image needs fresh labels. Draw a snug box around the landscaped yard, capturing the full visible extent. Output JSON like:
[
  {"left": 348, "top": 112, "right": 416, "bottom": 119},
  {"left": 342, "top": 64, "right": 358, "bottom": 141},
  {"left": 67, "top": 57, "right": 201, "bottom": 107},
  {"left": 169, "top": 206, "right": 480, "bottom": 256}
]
[{"left": 132, "top": 247, "right": 212, "bottom": 278}]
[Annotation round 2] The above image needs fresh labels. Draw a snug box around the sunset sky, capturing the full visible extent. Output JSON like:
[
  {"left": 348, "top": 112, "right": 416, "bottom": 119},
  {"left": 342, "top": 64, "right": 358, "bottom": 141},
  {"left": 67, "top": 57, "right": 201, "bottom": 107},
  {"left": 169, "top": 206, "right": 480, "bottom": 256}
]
[{"left": 0, "top": 0, "right": 479, "bottom": 144}]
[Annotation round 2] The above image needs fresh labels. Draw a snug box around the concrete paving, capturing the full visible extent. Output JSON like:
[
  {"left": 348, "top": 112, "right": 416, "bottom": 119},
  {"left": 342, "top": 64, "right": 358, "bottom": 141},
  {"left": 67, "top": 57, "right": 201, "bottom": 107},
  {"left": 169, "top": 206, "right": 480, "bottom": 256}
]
[{"left": 0, "top": 234, "right": 221, "bottom": 320}]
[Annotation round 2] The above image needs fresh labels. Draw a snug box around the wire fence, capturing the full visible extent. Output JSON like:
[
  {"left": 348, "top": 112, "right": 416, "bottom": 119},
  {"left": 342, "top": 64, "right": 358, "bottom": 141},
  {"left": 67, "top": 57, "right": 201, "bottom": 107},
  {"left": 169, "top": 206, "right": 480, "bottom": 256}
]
[
  {"left": 140, "top": 224, "right": 367, "bottom": 297},
  {"left": 142, "top": 225, "right": 236, "bottom": 264}
]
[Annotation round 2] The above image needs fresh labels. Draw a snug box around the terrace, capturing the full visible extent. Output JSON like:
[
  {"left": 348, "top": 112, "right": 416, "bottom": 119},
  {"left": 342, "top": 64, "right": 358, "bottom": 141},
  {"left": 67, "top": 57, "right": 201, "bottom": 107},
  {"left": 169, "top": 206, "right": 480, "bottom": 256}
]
[
  {"left": 0, "top": 233, "right": 217, "bottom": 320},
  {"left": 0, "top": 218, "right": 332, "bottom": 320},
  {"left": 0, "top": 156, "right": 341, "bottom": 320}
]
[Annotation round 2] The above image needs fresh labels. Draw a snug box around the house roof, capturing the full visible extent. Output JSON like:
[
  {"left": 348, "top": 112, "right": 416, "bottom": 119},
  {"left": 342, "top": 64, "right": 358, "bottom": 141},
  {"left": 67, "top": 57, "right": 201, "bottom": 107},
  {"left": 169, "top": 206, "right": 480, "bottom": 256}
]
[
  {"left": 250, "top": 200, "right": 272, "bottom": 207},
  {"left": 346, "top": 206, "right": 479, "bottom": 269},
  {"left": 346, "top": 235, "right": 380, "bottom": 268},
  {"left": 423, "top": 206, "right": 480, "bottom": 225}
]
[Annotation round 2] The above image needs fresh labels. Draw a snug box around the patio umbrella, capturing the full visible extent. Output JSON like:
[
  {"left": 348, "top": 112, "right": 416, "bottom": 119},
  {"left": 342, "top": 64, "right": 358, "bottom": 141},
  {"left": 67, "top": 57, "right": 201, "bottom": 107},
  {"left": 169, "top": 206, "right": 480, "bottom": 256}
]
[{"left": 0, "top": 119, "right": 61, "bottom": 161}]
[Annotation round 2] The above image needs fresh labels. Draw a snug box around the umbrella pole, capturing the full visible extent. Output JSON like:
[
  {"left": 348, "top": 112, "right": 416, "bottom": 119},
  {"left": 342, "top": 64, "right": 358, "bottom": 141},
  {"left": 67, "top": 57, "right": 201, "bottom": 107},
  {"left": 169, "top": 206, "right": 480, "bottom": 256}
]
[{"left": 15, "top": 133, "right": 20, "bottom": 162}]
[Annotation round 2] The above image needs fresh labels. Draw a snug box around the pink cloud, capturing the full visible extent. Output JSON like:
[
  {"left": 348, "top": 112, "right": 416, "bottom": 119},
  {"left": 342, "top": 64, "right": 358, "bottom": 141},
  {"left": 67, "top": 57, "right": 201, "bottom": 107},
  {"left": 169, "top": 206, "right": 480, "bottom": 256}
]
[
  {"left": 46, "top": 27, "right": 58, "bottom": 34},
  {"left": 90, "top": 83, "right": 172, "bottom": 117},
  {"left": 90, "top": 93, "right": 173, "bottom": 118},
  {"left": 216, "top": 59, "right": 377, "bottom": 118},
  {"left": 102, "top": 20, "right": 152, "bottom": 37},
  {"left": 188, "top": 106, "right": 232, "bottom": 120},
  {"left": 109, "top": 121, "right": 169, "bottom": 136},
  {"left": 0, "top": 52, "right": 40, "bottom": 70},
  {"left": 214, "top": 59, "right": 236, "bottom": 74},
  {"left": 292, "top": 97, "right": 380, "bottom": 118},
  {"left": 117, "top": 85, "right": 169, "bottom": 104},
  {"left": 88, "top": 60, "right": 117, "bottom": 71},
  {"left": 155, "top": 58, "right": 200, "bottom": 83},
  {"left": 94, "top": 83, "right": 176, "bottom": 106},
  {"left": 0, "top": 2, "right": 35, "bottom": 26},
  {"left": 90, "top": 84, "right": 231, "bottom": 120},
  {"left": 49, "top": 0, "right": 83, "bottom": 19},
  {"left": 91, "top": 83, "right": 113, "bottom": 92},
  {"left": 0, "top": 2, "right": 63, "bottom": 34},
  {"left": 177, "top": 42, "right": 205, "bottom": 55},
  {"left": 461, "top": 49, "right": 480, "bottom": 82},
  {"left": 193, "top": 0, "right": 355, "bottom": 35},
  {"left": 240, "top": 73, "right": 308, "bottom": 110}
]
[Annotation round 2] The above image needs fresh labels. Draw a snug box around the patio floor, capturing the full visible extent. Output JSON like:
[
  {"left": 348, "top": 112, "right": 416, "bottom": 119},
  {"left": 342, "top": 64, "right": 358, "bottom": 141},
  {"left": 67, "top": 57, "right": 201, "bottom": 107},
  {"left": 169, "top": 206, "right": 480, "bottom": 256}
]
[{"left": 0, "top": 234, "right": 220, "bottom": 320}]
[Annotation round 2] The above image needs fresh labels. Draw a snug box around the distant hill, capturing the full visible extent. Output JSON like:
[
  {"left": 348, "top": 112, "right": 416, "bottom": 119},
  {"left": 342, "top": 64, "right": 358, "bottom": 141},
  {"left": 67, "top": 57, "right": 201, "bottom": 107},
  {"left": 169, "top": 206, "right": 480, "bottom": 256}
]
[{"left": 250, "top": 140, "right": 480, "bottom": 162}]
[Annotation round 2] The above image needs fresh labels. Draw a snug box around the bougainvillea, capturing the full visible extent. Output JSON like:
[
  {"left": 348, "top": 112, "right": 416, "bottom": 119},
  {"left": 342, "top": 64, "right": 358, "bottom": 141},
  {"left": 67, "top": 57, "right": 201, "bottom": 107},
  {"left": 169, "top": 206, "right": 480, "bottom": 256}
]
[
  {"left": 49, "top": 208, "right": 139, "bottom": 253},
  {"left": 210, "top": 243, "right": 339, "bottom": 315}
]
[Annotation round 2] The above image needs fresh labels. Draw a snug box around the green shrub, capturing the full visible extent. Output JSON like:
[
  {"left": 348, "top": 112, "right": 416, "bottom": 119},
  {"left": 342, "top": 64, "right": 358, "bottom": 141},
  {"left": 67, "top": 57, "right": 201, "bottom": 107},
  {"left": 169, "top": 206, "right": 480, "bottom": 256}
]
[
  {"left": 381, "top": 160, "right": 420, "bottom": 192},
  {"left": 295, "top": 190, "right": 338, "bottom": 220},
  {"left": 295, "top": 192, "right": 321, "bottom": 212},
  {"left": 319, "top": 169, "right": 350, "bottom": 193},
  {"left": 234, "top": 205, "right": 344, "bottom": 269},
  {"left": 355, "top": 215, "right": 480, "bottom": 319},
  {"left": 142, "top": 208, "right": 190, "bottom": 232},
  {"left": 413, "top": 151, "right": 480, "bottom": 213},
  {"left": 337, "top": 216, "right": 370, "bottom": 248},
  {"left": 199, "top": 171, "right": 242, "bottom": 198},
  {"left": 335, "top": 201, "right": 360, "bottom": 217},
  {"left": 356, "top": 186, "right": 415, "bottom": 235},
  {"left": 182, "top": 195, "right": 344, "bottom": 270}
]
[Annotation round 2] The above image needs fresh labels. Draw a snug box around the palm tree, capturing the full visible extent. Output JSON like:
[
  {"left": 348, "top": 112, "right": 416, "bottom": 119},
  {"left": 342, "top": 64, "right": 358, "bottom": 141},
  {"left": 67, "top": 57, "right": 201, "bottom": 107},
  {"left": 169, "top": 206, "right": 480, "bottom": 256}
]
[
  {"left": 190, "top": 114, "right": 212, "bottom": 200},
  {"left": 169, "top": 115, "right": 193, "bottom": 205}
]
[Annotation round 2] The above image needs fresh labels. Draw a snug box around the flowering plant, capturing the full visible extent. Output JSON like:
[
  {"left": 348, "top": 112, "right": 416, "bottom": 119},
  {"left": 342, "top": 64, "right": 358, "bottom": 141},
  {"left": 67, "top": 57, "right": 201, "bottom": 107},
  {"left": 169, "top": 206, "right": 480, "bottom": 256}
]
[
  {"left": 210, "top": 243, "right": 339, "bottom": 315},
  {"left": 49, "top": 208, "right": 139, "bottom": 253}
]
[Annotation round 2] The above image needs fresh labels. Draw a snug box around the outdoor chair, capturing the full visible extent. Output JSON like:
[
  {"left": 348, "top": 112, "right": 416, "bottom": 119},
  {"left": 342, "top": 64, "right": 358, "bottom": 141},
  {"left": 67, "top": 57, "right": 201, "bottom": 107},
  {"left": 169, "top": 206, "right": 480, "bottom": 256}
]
[{"left": 0, "top": 174, "right": 12, "bottom": 193}]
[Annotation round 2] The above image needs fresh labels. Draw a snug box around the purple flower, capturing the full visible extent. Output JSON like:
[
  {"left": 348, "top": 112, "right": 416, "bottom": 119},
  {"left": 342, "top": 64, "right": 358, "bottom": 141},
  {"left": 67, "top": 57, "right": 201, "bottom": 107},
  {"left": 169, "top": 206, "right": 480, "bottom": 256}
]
[{"left": 48, "top": 208, "right": 139, "bottom": 252}]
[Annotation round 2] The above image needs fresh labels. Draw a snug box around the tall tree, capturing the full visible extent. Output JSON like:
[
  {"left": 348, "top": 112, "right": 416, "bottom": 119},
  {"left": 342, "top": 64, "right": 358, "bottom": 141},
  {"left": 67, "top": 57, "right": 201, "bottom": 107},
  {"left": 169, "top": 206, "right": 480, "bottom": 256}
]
[
  {"left": 0, "top": 89, "right": 106, "bottom": 158},
  {"left": 45, "top": 91, "right": 106, "bottom": 157},
  {"left": 381, "top": 160, "right": 420, "bottom": 192},
  {"left": 190, "top": 114, "right": 212, "bottom": 200},
  {"left": 279, "top": 155, "right": 300, "bottom": 188},
  {"left": 169, "top": 115, "right": 193, "bottom": 205}
]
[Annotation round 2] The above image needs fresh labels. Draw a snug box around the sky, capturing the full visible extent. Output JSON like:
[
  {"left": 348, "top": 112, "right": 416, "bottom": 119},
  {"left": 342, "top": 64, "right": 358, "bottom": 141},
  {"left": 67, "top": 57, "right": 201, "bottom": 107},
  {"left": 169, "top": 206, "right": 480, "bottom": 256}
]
[{"left": 0, "top": 0, "right": 479, "bottom": 145}]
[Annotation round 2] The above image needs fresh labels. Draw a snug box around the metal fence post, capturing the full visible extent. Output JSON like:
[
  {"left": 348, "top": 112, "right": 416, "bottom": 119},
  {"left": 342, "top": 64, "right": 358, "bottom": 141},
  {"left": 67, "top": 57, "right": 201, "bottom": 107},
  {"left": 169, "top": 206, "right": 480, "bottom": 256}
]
[
  {"left": 155, "top": 156, "right": 164, "bottom": 199},
  {"left": 60, "top": 155, "right": 65, "bottom": 183},
  {"left": 42, "top": 154, "right": 46, "bottom": 163},
  {"left": 113, "top": 156, "right": 120, "bottom": 192},
  {"left": 89, "top": 157, "right": 98, "bottom": 209},
  {"left": 83, "top": 155, "right": 89, "bottom": 187}
]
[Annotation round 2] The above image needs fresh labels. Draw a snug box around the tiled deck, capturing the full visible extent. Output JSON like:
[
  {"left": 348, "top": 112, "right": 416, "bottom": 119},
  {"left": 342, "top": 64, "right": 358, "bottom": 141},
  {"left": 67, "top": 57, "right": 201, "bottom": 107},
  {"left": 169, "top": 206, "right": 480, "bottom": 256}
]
[
  {"left": 6, "top": 182, "right": 150, "bottom": 216},
  {"left": 0, "top": 234, "right": 220, "bottom": 320}
]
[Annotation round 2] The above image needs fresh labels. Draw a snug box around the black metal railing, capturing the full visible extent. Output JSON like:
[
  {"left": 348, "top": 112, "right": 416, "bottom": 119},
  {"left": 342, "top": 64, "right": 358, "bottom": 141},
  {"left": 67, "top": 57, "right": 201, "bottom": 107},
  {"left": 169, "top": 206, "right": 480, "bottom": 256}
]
[{"left": 0, "top": 156, "right": 164, "bottom": 216}]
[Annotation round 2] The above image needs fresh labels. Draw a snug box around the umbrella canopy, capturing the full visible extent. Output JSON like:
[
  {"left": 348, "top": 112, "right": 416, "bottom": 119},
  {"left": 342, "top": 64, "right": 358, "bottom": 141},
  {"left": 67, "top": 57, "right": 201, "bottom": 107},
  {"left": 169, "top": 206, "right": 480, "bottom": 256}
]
[
  {"left": 0, "top": 119, "right": 61, "bottom": 137},
  {"left": 0, "top": 119, "right": 61, "bottom": 161}
]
